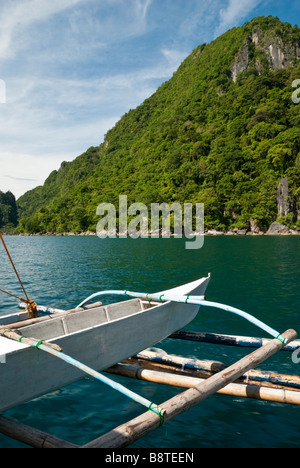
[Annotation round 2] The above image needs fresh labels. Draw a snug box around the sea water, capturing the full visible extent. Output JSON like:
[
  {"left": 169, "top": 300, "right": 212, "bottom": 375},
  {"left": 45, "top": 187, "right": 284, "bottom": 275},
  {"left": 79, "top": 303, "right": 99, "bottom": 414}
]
[{"left": 0, "top": 235, "right": 299, "bottom": 448}]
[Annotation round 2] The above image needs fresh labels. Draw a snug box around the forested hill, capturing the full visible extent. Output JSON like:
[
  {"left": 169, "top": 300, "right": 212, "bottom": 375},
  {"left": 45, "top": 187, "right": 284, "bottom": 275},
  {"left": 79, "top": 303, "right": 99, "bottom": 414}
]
[
  {"left": 0, "top": 191, "right": 18, "bottom": 233},
  {"left": 17, "top": 16, "right": 300, "bottom": 234}
]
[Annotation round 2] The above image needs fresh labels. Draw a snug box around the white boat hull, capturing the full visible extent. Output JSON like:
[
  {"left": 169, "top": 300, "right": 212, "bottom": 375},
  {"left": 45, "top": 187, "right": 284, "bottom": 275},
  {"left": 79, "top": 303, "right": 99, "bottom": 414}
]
[{"left": 0, "top": 276, "right": 210, "bottom": 412}]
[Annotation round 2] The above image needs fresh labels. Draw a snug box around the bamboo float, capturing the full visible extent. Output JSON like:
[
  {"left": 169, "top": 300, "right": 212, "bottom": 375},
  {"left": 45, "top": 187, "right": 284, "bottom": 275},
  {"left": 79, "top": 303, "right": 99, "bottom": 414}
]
[
  {"left": 83, "top": 329, "right": 297, "bottom": 448},
  {"left": 2, "top": 363, "right": 299, "bottom": 450},
  {"left": 129, "top": 350, "right": 300, "bottom": 390},
  {"left": 0, "top": 415, "right": 79, "bottom": 449},
  {"left": 170, "top": 330, "right": 300, "bottom": 352},
  {"left": 105, "top": 362, "right": 300, "bottom": 406},
  {"left": 127, "top": 357, "right": 300, "bottom": 391},
  {"left": 127, "top": 352, "right": 226, "bottom": 379}
]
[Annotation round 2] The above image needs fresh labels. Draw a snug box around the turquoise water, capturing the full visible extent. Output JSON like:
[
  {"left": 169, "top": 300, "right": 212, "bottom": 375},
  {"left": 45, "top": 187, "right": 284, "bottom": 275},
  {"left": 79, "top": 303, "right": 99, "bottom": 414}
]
[{"left": 0, "top": 236, "right": 299, "bottom": 448}]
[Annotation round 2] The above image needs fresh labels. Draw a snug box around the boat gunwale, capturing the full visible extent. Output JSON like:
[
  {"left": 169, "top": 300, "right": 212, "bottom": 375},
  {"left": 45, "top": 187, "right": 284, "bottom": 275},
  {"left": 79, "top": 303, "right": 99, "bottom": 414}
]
[
  {"left": 0, "top": 298, "right": 146, "bottom": 355},
  {"left": 0, "top": 276, "right": 210, "bottom": 355},
  {"left": 6, "top": 297, "right": 190, "bottom": 349}
]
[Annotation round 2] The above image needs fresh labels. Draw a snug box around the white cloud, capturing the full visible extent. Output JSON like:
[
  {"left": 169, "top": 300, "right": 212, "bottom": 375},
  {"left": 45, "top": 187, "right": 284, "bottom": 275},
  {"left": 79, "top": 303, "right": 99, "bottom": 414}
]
[
  {"left": 0, "top": 0, "right": 161, "bottom": 198},
  {"left": 0, "top": 0, "right": 84, "bottom": 58},
  {"left": 0, "top": 113, "right": 119, "bottom": 199},
  {"left": 0, "top": 54, "right": 176, "bottom": 200},
  {"left": 215, "top": 0, "right": 264, "bottom": 37},
  {"left": 1, "top": 57, "right": 174, "bottom": 146},
  {"left": 161, "top": 48, "right": 188, "bottom": 70},
  {"left": 0, "top": 151, "right": 62, "bottom": 199},
  {"left": 136, "top": 0, "right": 153, "bottom": 20}
]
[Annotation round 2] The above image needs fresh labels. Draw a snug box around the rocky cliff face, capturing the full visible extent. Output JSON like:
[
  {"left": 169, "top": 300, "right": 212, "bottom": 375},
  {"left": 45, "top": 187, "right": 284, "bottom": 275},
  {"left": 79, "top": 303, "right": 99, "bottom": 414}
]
[
  {"left": 277, "top": 177, "right": 292, "bottom": 217},
  {"left": 277, "top": 176, "right": 299, "bottom": 226},
  {"left": 231, "top": 23, "right": 300, "bottom": 82}
]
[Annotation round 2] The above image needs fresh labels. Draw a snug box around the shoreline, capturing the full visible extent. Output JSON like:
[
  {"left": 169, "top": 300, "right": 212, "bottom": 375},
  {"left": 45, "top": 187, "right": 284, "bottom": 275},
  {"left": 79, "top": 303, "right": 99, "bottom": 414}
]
[
  {"left": 3, "top": 221, "right": 299, "bottom": 238},
  {"left": 7, "top": 229, "right": 300, "bottom": 238}
]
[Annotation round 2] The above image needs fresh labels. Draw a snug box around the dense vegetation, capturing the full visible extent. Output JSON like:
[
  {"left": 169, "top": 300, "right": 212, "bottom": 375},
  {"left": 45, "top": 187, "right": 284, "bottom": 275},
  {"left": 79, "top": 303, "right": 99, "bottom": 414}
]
[
  {"left": 0, "top": 191, "right": 18, "bottom": 232},
  {"left": 17, "top": 16, "right": 300, "bottom": 234}
]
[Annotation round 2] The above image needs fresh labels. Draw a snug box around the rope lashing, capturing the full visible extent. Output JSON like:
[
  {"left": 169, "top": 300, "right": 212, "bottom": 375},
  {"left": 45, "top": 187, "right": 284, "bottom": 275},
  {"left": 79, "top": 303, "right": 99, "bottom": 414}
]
[
  {"left": 35, "top": 340, "right": 44, "bottom": 350},
  {"left": 148, "top": 403, "right": 165, "bottom": 426},
  {"left": 0, "top": 287, "right": 38, "bottom": 319},
  {"left": 276, "top": 334, "right": 287, "bottom": 345}
]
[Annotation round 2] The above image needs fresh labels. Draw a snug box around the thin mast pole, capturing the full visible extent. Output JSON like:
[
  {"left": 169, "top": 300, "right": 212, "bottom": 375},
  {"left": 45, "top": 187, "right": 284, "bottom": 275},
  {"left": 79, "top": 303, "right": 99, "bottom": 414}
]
[{"left": 0, "top": 232, "right": 30, "bottom": 303}]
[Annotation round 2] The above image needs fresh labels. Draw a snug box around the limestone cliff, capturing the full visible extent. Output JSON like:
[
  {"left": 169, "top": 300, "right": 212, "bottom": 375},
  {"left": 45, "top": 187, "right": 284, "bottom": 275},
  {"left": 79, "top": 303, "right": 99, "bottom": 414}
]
[{"left": 231, "top": 19, "right": 300, "bottom": 82}]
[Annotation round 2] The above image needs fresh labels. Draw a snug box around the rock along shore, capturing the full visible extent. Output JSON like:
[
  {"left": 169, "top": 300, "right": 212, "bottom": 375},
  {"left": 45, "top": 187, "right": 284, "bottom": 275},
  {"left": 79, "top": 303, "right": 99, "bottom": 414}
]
[{"left": 14, "top": 222, "right": 299, "bottom": 237}]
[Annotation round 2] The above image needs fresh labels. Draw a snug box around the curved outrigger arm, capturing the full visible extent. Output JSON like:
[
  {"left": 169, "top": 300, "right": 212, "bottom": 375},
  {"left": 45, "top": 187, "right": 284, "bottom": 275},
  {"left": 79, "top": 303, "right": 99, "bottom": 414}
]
[{"left": 76, "top": 290, "right": 287, "bottom": 345}]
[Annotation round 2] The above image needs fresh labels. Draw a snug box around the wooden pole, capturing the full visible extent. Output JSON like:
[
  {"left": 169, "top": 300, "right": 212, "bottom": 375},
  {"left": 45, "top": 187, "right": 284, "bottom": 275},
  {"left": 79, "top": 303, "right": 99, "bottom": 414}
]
[
  {"left": 170, "top": 330, "right": 300, "bottom": 352},
  {"left": 106, "top": 363, "right": 300, "bottom": 405},
  {"left": 84, "top": 329, "right": 297, "bottom": 448},
  {"left": 1, "top": 330, "right": 63, "bottom": 352},
  {"left": 128, "top": 350, "right": 300, "bottom": 390},
  {"left": 0, "top": 233, "right": 31, "bottom": 305},
  {"left": 0, "top": 415, "right": 79, "bottom": 449},
  {"left": 130, "top": 349, "right": 226, "bottom": 373}
]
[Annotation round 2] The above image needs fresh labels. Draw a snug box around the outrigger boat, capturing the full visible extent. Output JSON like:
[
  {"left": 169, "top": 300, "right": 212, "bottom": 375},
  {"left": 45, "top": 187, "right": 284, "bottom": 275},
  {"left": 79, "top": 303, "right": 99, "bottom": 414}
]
[
  {"left": 0, "top": 232, "right": 299, "bottom": 448},
  {"left": 0, "top": 276, "right": 211, "bottom": 412}
]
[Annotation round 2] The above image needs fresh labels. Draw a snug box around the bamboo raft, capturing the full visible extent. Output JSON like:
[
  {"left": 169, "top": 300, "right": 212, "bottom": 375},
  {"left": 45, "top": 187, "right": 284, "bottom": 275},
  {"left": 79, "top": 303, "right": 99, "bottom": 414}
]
[{"left": 0, "top": 327, "right": 299, "bottom": 449}]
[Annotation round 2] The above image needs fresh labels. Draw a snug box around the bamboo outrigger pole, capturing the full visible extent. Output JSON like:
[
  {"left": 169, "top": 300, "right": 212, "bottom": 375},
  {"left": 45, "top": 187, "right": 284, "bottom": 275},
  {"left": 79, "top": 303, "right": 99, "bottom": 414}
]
[
  {"left": 0, "top": 415, "right": 79, "bottom": 449},
  {"left": 106, "top": 362, "right": 300, "bottom": 406},
  {"left": 128, "top": 349, "right": 300, "bottom": 389},
  {"left": 84, "top": 329, "right": 297, "bottom": 448},
  {"left": 170, "top": 330, "right": 300, "bottom": 352}
]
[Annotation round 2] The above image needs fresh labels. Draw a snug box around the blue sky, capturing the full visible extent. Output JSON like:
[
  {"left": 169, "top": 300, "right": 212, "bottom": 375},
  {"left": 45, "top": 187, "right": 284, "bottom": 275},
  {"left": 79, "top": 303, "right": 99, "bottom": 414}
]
[{"left": 0, "top": 0, "right": 299, "bottom": 198}]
